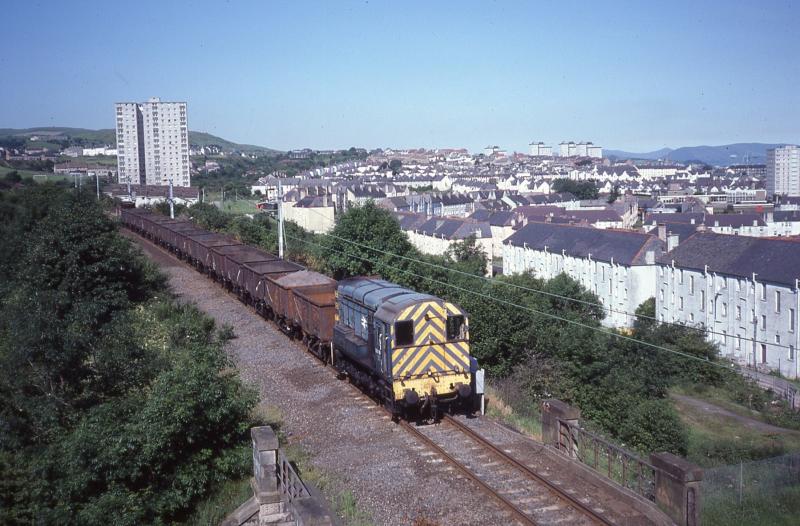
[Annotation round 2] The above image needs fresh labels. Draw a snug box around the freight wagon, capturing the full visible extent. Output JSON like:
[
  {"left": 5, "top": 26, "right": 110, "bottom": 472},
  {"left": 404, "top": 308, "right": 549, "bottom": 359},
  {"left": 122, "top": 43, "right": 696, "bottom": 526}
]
[{"left": 119, "top": 208, "right": 478, "bottom": 421}]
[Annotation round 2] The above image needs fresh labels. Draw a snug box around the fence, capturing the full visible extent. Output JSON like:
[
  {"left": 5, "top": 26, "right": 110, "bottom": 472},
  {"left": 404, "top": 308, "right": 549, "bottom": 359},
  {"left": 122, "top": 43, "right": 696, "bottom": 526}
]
[
  {"left": 556, "top": 418, "right": 658, "bottom": 501},
  {"left": 277, "top": 449, "right": 311, "bottom": 503},
  {"left": 703, "top": 452, "right": 800, "bottom": 518},
  {"left": 741, "top": 367, "right": 799, "bottom": 410}
]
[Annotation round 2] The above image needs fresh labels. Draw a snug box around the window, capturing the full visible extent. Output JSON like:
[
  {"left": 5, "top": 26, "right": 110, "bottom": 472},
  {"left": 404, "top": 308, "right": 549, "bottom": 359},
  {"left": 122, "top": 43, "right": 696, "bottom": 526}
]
[
  {"left": 775, "top": 334, "right": 781, "bottom": 344},
  {"left": 736, "top": 335, "right": 742, "bottom": 350},
  {"left": 775, "top": 291, "right": 781, "bottom": 313},
  {"left": 689, "top": 313, "right": 695, "bottom": 322},
  {"left": 791, "top": 345, "right": 796, "bottom": 361},
  {"left": 760, "top": 283, "right": 766, "bottom": 301},
  {"left": 792, "top": 308, "right": 796, "bottom": 332},
  {"left": 679, "top": 297, "right": 684, "bottom": 310},
  {"left": 761, "top": 344, "right": 767, "bottom": 363},
  {"left": 689, "top": 275, "right": 695, "bottom": 294},
  {"left": 700, "top": 290, "right": 706, "bottom": 311},
  {"left": 722, "top": 302, "right": 727, "bottom": 317},
  {"left": 679, "top": 270, "right": 684, "bottom": 284},
  {"left": 395, "top": 321, "right": 414, "bottom": 346},
  {"left": 736, "top": 305, "right": 741, "bottom": 320},
  {"left": 446, "top": 315, "right": 465, "bottom": 340},
  {"left": 761, "top": 315, "right": 767, "bottom": 330},
  {"left": 660, "top": 289, "right": 664, "bottom": 301}
]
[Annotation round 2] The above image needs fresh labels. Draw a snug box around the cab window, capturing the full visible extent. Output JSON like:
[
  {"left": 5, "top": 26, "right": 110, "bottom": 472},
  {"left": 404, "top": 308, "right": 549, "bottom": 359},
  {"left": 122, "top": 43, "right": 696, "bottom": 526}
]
[
  {"left": 446, "top": 315, "right": 465, "bottom": 340},
  {"left": 395, "top": 320, "right": 414, "bottom": 346}
]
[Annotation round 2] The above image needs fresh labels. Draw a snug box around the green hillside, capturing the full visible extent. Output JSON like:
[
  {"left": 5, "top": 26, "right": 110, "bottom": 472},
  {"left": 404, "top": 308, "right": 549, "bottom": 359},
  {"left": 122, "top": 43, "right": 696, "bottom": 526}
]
[{"left": 0, "top": 127, "right": 280, "bottom": 154}]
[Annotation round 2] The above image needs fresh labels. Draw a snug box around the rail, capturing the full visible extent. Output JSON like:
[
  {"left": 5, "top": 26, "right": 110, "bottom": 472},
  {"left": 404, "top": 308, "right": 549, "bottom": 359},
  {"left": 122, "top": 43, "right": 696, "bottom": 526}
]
[
  {"left": 557, "top": 418, "right": 657, "bottom": 501},
  {"left": 445, "top": 415, "right": 614, "bottom": 525},
  {"left": 276, "top": 449, "right": 311, "bottom": 503}
]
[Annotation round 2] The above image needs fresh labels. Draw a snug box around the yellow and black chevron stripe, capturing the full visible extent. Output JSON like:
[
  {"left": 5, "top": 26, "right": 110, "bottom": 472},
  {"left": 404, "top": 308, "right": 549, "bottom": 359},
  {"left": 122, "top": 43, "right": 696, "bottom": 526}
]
[{"left": 390, "top": 300, "right": 470, "bottom": 380}]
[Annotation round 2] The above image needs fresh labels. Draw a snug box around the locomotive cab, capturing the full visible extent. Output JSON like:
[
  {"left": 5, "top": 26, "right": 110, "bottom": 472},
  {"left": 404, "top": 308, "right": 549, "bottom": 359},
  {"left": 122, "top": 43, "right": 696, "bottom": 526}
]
[{"left": 334, "top": 278, "right": 474, "bottom": 421}]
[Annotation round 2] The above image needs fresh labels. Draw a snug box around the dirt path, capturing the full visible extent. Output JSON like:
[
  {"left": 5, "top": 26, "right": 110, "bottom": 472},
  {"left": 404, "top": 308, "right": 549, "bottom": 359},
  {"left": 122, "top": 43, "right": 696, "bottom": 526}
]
[{"left": 670, "top": 393, "right": 797, "bottom": 434}]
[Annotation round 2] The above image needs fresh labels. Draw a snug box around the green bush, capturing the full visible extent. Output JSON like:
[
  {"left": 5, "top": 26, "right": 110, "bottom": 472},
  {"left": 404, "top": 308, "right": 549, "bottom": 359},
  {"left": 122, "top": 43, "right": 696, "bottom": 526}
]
[{"left": 0, "top": 188, "right": 256, "bottom": 525}]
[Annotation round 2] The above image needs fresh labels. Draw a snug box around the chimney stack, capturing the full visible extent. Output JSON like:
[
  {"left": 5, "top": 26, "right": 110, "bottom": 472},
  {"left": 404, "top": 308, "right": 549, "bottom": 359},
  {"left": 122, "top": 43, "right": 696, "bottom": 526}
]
[
  {"left": 667, "top": 232, "right": 679, "bottom": 252},
  {"left": 657, "top": 223, "right": 667, "bottom": 241}
]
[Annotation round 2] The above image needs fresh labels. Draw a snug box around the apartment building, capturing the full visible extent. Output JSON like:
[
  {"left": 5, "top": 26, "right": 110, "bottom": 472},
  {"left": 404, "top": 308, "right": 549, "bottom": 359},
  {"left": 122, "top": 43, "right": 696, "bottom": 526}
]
[
  {"left": 115, "top": 97, "right": 190, "bottom": 187},
  {"left": 766, "top": 145, "right": 800, "bottom": 197},
  {"left": 503, "top": 222, "right": 665, "bottom": 327},
  {"left": 656, "top": 233, "right": 800, "bottom": 378},
  {"left": 529, "top": 142, "right": 553, "bottom": 156}
]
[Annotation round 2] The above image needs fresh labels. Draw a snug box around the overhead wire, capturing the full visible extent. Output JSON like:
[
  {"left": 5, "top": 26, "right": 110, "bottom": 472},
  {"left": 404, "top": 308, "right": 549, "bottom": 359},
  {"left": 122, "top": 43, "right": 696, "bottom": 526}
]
[
  {"left": 293, "top": 205, "right": 796, "bottom": 352},
  {"left": 283, "top": 230, "right": 742, "bottom": 374}
]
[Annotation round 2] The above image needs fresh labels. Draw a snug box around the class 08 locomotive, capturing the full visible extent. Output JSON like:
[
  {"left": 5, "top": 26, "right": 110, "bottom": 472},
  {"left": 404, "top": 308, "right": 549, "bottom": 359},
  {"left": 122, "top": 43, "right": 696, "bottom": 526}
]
[{"left": 120, "top": 208, "right": 476, "bottom": 420}]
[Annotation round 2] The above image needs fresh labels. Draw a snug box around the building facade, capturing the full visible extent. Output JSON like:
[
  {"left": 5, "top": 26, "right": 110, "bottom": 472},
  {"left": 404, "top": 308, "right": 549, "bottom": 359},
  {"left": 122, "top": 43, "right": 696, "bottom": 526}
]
[
  {"left": 766, "top": 145, "right": 800, "bottom": 197},
  {"left": 529, "top": 142, "right": 553, "bottom": 156},
  {"left": 115, "top": 97, "right": 190, "bottom": 187},
  {"left": 656, "top": 234, "right": 800, "bottom": 378},
  {"left": 503, "top": 223, "right": 665, "bottom": 327}
]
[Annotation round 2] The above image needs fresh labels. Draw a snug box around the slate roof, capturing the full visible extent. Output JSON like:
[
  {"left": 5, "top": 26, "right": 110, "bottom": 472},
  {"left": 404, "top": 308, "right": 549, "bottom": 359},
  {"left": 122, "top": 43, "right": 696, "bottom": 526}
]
[
  {"left": 416, "top": 218, "right": 492, "bottom": 239},
  {"left": 644, "top": 212, "right": 705, "bottom": 225},
  {"left": 647, "top": 223, "right": 700, "bottom": 242},
  {"left": 658, "top": 233, "right": 800, "bottom": 287},
  {"left": 392, "top": 212, "right": 428, "bottom": 230},
  {"left": 505, "top": 222, "right": 664, "bottom": 265},
  {"left": 564, "top": 209, "right": 622, "bottom": 223},
  {"left": 773, "top": 210, "right": 800, "bottom": 222},
  {"left": 706, "top": 214, "right": 765, "bottom": 228}
]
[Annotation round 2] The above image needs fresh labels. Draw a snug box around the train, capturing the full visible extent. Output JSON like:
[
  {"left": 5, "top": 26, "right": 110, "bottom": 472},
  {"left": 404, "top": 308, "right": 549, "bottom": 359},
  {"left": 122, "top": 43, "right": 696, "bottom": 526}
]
[{"left": 120, "top": 208, "right": 479, "bottom": 421}]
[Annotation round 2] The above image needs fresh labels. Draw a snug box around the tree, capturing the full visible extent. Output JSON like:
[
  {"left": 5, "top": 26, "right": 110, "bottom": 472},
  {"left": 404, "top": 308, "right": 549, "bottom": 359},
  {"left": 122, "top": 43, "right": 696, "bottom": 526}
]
[
  {"left": 4, "top": 170, "right": 21, "bottom": 184},
  {"left": 551, "top": 178, "right": 599, "bottom": 200},
  {"left": 607, "top": 184, "right": 621, "bottom": 203},
  {"left": 318, "top": 201, "right": 417, "bottom": 280},
  {"left": 388, "top": 159, "right": 402, "bottom": 175},
  {"left": 444, "top": 235, "right": 487, "bottom": 276},
  {"left": 0, "top": 188, "right": 256, "bottom": 525}
]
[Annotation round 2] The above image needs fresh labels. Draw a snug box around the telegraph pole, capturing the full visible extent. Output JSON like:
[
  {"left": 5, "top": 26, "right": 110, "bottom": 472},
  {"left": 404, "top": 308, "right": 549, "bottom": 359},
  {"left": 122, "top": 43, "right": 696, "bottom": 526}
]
[
  {"left": 278, "top": 179, "right": 284, "bottom": 259},
  {"left": 168, "top": 178, "right": 175, "bottom": 219},
  {"left": 95, "top": 173, "right": 100, "bottom": 199}
]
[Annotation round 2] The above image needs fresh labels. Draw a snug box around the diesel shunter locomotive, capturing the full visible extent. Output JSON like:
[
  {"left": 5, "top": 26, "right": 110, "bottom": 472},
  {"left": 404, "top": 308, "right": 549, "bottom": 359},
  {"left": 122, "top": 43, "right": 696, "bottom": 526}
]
[{"left": 120, "top": 208, "right": 477, "bottom": 421}]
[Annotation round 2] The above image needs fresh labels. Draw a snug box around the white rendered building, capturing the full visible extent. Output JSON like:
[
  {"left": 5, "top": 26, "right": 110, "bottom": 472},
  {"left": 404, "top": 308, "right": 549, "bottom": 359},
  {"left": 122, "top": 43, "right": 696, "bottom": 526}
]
[
  {"left": 503, "top": 222, "right": 665, "bottom": 327},
  {"left": 657, "top": 233, "right": 800, "bottom": 378}
]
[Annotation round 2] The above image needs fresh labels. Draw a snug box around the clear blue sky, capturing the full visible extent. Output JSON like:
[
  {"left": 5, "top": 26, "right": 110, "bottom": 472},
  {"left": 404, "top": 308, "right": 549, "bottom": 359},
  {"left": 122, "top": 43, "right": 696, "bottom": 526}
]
[{"left": 2, "top": 0, "right": 798, "bottom": 152}]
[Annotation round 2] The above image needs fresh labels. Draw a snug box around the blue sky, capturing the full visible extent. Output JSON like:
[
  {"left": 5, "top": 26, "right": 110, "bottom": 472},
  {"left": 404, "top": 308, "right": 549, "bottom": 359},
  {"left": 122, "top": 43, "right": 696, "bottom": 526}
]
[{"left": 2, "top": 0, "right": 798, "bottom": 152}]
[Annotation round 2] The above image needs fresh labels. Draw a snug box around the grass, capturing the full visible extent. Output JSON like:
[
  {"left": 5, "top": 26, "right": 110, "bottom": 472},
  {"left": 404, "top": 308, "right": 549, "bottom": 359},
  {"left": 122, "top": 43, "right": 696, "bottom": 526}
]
[
  {"left": 484, "top": 384, "right": 543, "bottom": 440},
  {"left": 703, "top": 478, "right": 800, "bottom": 526},
  {"left": 178, "top": 477, "right": 253, "bottom": 526},
  {"left": 670, "top": 389, "right": 800, "bottom": 468},
  {"left": 282, "top": 442, "right": 372, "bottom": 526}
]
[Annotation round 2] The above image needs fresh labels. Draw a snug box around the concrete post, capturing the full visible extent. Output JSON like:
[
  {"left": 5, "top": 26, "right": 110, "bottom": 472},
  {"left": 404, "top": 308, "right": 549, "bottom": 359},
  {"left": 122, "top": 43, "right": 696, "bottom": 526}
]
[
  {"left": 650, "top": 452, "right": 703, "bottom": 526},
  {"left": 541, "top": 399, "right": 581, "bottom": 458},
  {"left": 251, "top": 426, "right": 284, "bottom": 517}
]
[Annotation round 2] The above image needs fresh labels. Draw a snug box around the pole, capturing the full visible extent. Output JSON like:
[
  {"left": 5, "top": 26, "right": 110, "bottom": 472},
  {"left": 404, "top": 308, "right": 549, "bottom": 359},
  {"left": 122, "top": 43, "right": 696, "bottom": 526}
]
[
  {"left": 168, "top": 178, "right": 174, "bottom": 219},
  {"left": 278, "top": 179, "right": 284, "bottom": 259},
  {"left": 202, "top": 187, "right": 205, "bottom": 203},
  {"left": 95, "top": 174, "right": 100, "bottom": 199}
]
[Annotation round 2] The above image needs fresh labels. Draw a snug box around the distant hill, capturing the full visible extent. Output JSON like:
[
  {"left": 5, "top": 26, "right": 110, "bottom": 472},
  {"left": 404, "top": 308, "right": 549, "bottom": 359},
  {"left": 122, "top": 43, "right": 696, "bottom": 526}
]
[
  {"left": 606, "top": 143, "right": 783, "bottom": 166},
  {"left": 0, "top": 127, "right": 280, "bottom": 154},
  {"left": 604, "top": 147, "right": 673, "bottom": 161}
]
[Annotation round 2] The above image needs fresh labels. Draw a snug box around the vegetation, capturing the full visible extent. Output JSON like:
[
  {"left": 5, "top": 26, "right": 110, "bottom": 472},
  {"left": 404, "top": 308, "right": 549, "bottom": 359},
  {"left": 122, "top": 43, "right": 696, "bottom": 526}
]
[
  {"left": 178, "top": 201, "right": 741, "bottom": 457},
  {"left": 551, "top": 178, "right": 599, "bottom": 200},
  {"left": 0, "top": 186, "right": 257, "bottom": 525}
]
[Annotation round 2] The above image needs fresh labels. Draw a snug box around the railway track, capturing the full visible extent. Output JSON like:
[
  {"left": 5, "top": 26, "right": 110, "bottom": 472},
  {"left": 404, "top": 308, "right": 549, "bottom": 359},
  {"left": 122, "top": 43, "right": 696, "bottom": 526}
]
[
  {"left": 125, "top": 226, "right": 620, "bottom": 525},
  {"left": 398, "top": 414, "right": 615, "bottom": 526}
]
